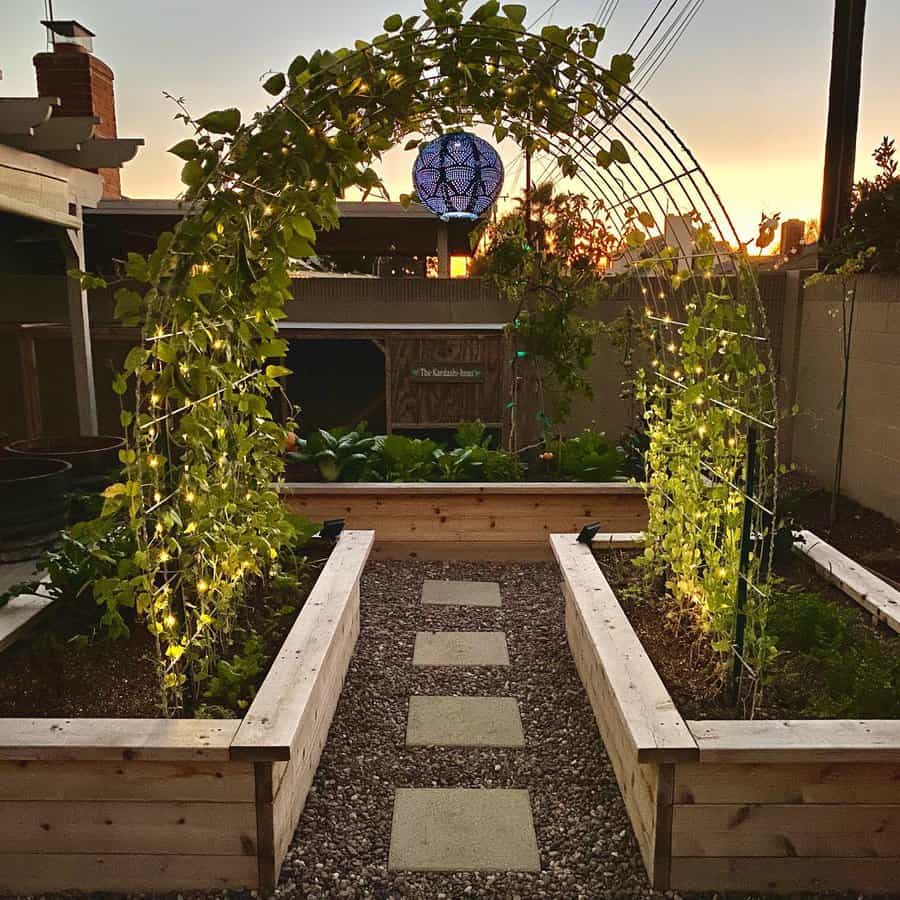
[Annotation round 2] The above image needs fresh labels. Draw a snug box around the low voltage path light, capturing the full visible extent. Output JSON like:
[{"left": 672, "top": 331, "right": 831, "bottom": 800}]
[
  {"left": 412, "top": 132, "right": 504, "bottom": 221},
  {"left": 319, "top": 518, "right": 346, "bottom": 542},
  {"left": 577, "top": 522, "right": 603, "bottom": 545}
]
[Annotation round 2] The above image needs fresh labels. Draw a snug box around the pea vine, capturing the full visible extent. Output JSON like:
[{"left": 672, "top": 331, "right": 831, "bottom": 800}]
[{"left": 630, "top": 220, "right": 778, "bottom": 709}]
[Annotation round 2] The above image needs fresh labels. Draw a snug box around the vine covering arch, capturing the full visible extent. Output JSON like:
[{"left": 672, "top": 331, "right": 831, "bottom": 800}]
[{"left": 96, "top": 0, "right": 777, "bottom": 713}]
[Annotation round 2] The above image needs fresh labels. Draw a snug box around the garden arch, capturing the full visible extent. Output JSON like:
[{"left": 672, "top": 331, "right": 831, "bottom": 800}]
[{"left": 104, "top": 0, "right": 778, "bottom": 711}]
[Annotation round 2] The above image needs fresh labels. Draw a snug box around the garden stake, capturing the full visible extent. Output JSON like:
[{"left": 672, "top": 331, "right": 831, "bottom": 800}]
[{"left": 731, "top": 425, "right": 758, "bottom": 701}]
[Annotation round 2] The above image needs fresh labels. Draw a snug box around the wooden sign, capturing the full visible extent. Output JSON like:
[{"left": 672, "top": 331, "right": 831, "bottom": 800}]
[{"left": 410, "top": 362, "right": 484, "bottom": 383}]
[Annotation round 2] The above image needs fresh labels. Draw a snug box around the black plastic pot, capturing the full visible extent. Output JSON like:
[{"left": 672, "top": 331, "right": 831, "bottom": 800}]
[
  {"left": 5, "top": 435, "right": 124, "bottom": 491},
  {"left": 0, "top": 456, "right": 72, "bottom": 560}
]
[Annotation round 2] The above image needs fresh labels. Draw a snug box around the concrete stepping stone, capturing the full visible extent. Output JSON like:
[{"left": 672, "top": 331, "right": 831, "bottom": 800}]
[
  {"left": 406, "top": 696, "right": 525, "bottom": 747},
  {"left": 422, "top": 579, "right": 501, "bottom": 608},
  {"left": 389, "top": 787, "right": 540, "bottom": 872},
  {"left": 412, "top": 631, "right": 509, "bottom": 667}
]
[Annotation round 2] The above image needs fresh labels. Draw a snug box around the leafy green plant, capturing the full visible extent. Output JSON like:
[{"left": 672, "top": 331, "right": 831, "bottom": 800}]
[
  {"left": 1, "top": 514, "right": 138, "bottom": 640},
  {"left": 201, "top": 634, "right": 266, "bottom": 713},
  {"left": 454, "top": 420, "right": 490, "bottom": 449},
  {"left": 549, "top": 428, "right": 625, "bottom": 481},
  {"left": 619, "top": 426, "right": 649, "bottom": 481},
  {"left": 287, "top": 424, "right": 376, "bottom": 481},
  {"left": 374, "top": 434, "right": 440, "bottom": 481},
  {"left": 767, "top": 585, "right": 900, "bottom": 719}
]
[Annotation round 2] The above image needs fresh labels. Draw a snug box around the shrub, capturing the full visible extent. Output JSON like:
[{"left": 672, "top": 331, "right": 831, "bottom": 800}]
[{"left": 823, "top": 136, "right": 900, "bottom": 274}]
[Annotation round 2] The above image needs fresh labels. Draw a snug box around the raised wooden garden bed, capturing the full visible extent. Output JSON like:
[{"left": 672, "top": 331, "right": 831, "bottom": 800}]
[
  {"left": 552, "top": 533, "right": 900, "bottom": 896},
  {"left": 281, "top": 482, "right": 647, "bottom": 561},
  {"left": 0, "top": 529, "right": 373, "bottom": 895}
]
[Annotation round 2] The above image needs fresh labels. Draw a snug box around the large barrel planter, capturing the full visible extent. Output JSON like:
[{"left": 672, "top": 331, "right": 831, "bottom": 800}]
[
  {"left": 0, "top": 456, "right": 72, "bottom": 561},
  {"left": 5, "top": 435, "right": 123, "bottom": 492}
]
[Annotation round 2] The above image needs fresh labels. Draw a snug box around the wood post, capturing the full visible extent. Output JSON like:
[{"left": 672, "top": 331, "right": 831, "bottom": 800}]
[
  {"left": 16, "top": 329, "right": 42, "bottom": 439},
  {"left": 819, "top": 0, "right": 867, "bottom": 246},
  {"left": 778, "top": 270, "right": 805, "bottom": 465},
  {"left": 61, "top": 224, "right": 98, "bottom": 436},
  {"left": 436, "top": 222, "right": 450, "bottom": 278}
]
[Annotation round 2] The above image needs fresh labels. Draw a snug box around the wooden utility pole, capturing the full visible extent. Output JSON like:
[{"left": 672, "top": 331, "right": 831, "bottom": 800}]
[{"left": 819, "top": 0, "right": 867, "bottom": 246}]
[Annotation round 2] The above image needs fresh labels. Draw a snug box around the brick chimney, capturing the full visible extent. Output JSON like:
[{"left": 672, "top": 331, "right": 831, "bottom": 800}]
[
  {"left": 34, "top": 21, "right": 121, "bottom": 199},
  {"left": 779, "top": 218, "right": 806, "bottom": 260}
]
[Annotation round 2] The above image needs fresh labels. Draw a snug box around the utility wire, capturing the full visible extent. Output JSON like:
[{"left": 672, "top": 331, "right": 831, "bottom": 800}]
[
  {"left": 627, "top": 0, "right": 666, "bottom": 53},
  {"left": 528, "top": 0, "right": 564, "bottom": 29},
  {"left": 633, "top": 0, "right": 681, "bottom": 61},
  {"left": 634, "top": 0, "right": 704, "bottom": 91},
  {"left": 599, "top": 0, "right": 621, "bottom": 29}
]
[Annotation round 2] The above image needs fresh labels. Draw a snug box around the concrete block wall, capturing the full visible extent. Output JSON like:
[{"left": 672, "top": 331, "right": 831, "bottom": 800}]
[{"left": 791, "top": 275, "right": 900, "bottom": 521}]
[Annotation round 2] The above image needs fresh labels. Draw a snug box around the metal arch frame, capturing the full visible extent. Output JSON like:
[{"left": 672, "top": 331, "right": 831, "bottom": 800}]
[{"left": 174, "top": 17, "right": 780, "bottom": 682}]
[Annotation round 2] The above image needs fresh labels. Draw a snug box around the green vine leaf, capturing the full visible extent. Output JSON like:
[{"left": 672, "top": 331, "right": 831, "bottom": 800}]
[
  {"left": 503, "top": 4, "right": 527, "bottom": 24},
  {"left": 262, "top": 72, "right": 286, "bottom": 95},
  {"left": 168, "top": 139, "right": 200, "bottom": 160},
  {"left": 196, "top": 107, "right": 242, "bottom": 134}
]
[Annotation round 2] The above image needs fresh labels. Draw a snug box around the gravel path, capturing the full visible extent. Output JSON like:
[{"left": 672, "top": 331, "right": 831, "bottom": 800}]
[{"left": 282, "top": 559, "right": 655, "bottom": 899}]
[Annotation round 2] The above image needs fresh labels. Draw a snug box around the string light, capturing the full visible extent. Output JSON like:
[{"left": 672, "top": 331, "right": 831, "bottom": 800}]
[{"left": 196, "top": 579, "right": 209, "bottom": 594}]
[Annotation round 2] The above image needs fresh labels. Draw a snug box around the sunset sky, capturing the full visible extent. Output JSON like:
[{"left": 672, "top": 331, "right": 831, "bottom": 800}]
[{"left": 2, "top": 1, "right": 897, "bottom": 242}]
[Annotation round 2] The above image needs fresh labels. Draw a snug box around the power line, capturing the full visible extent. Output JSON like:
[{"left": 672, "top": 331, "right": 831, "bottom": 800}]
[
  {"left": 627, "top": 0, "right": 666, "bottom": 54},
  {"left": 600, "top": 0, "right": 621, "bottom": 29},
  {"left": 634, "top": 0, "right": 681, "bottom": 61},
  {"left": 528, "top": 0, "right": 564, "bottom": 29},
  {"left": 634, "top": 0, "right": 704, "bottom": 92}
]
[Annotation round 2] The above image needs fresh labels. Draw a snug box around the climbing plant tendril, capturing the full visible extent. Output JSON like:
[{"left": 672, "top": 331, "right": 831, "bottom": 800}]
[{"left": 89, "top": 0, "right": 776, "bottom": 715}]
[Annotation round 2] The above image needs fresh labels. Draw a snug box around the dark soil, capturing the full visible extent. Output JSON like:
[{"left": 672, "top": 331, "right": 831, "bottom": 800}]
[
  {"left": 0, "top": 548, "right": 328, "bottom": 719},
  {"left": 596, "top": 546, "right": 898, "bottom": 722},
  {"left": 781, "top": 471, "right": 900, "bottom": 583},
  {"left": 0, "top": 608, "right": 163, "bottom": 717}
]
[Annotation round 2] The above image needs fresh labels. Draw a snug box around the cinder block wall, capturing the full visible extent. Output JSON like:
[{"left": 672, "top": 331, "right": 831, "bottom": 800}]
[{"left": 790, "top": 275, "right": 900, "bottom": 520}]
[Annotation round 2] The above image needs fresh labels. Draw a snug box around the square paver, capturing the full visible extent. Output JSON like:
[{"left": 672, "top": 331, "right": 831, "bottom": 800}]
[
  {"left": 389, "top": 788, "right": 540, "bottom": 872},
  {"left": 412, "top": 631, "right": 509, "bottom": 667},
  {"left": 407, "top": 696, "right": 525, "bottom": 747},
  {"left": 422, "top": 580, "right": 502, "bottom": 608}
]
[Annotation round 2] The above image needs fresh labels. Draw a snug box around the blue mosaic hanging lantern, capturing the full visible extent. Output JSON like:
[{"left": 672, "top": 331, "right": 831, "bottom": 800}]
[{"left": 412, "top": 132, "right": 504, "bottom": 221}]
